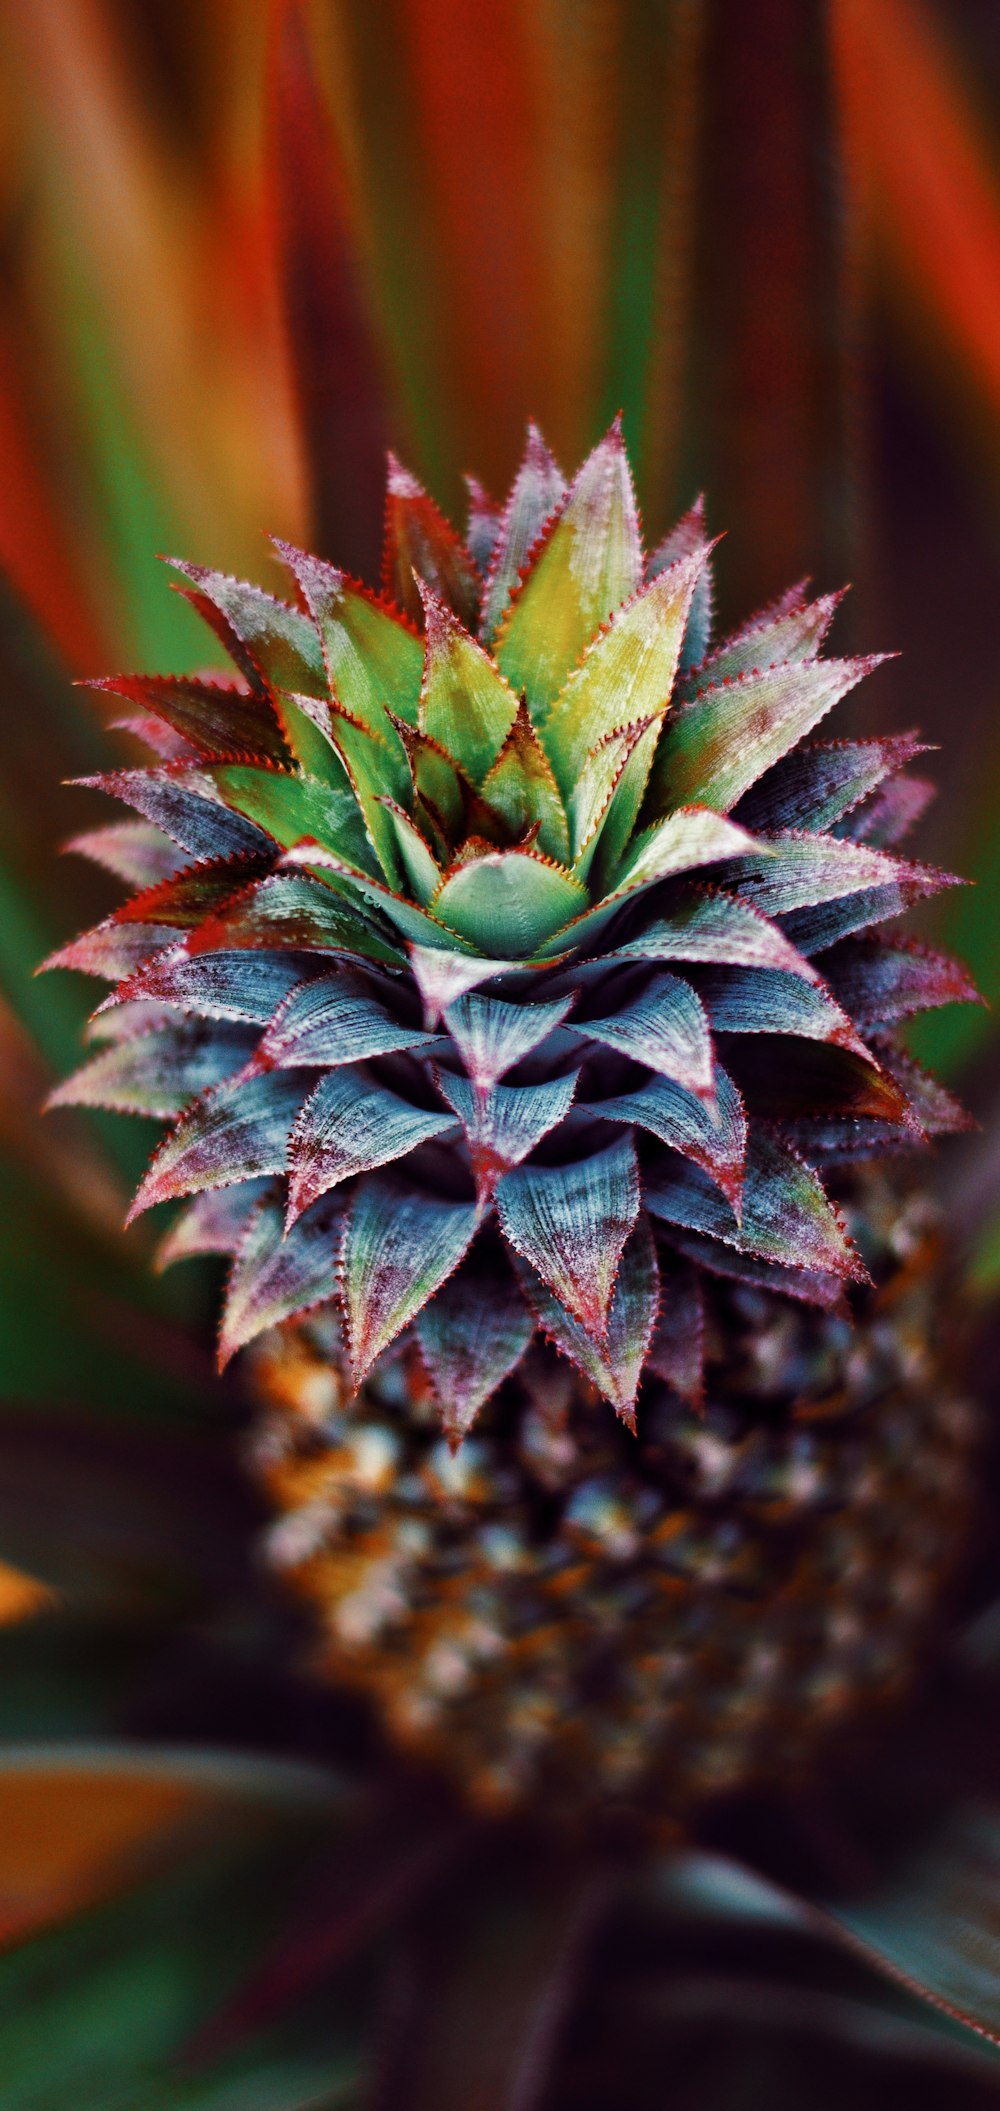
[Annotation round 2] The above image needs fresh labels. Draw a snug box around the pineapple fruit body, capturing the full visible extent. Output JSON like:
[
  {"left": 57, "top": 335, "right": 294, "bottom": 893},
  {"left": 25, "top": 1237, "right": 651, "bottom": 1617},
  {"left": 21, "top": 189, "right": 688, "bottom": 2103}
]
[{"left": 253, "top": 1174, "right": 974, "bottom": 1818}]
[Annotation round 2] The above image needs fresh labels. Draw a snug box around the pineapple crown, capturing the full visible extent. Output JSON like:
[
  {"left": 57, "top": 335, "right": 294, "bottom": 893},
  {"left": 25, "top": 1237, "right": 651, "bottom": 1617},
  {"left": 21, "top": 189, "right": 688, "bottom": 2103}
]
[{"left": 47, "top": 420, "right": 977, "bottom": 1439}]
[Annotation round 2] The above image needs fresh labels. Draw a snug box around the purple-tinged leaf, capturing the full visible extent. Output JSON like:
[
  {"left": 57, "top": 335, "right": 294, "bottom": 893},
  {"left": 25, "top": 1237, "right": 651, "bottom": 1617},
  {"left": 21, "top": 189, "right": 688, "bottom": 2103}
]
[
  {"left": 416, "top": 1257, "right": 534, "bottom": 1443},
  {"left": 340, "top": 1179, "right": 480, "bottom": 1382},
  {"left": 696, "top": 965, "right": 867, "bottom": 1052},
  {"left": 110, "top": 711, "right": 200, "bottom": 762},
  {"left": 646, "top": 1129, "right": 867, "bottom": 1282},
  {"left": 823, "top": 937, "right": 980, "bottom": 1029},
  {"left": 495, "top": 417, "right": 643, "bottom": 717},
  {"left": 542, "top": 548, "right": 709, "bottom": 797},
  {"left": 725, "top": 832, "right": 954, "bottom": 919},
  {"left": 781, "top": 879, "right": 959, "bottom": 956},
  {"left": 480, "top": 700, "right": 571, "bottom": 864},
  {"left": 48, "top": 1020, "right": 255, "bottom": 1120},
  {"left": 418, "top": 585, "right": 520, "bottom": 784},
  {"left": 74, "top": 768, "right": 271, "bottom": 860},
  {"left": 407, "top": 944, "right": 528, "bottom": 1028},
  {"left": 464, "top": 476, "right": 502, "bottom": 574},
  {"left": 65, "top": 821, "right": 184, "bottom": 887},
  {"left": 219, "top": 1192, "right": 340, "bottom": 1367},
  {"left": 479, "top": 423, "right": 566, "bottom": 644},
  {"left": 874, "top": 1044, "right": 973, "bottom": 1137},
  {"left": 443, "top": 991, "right": 575, "bottom": 1091},
  {"left": 681, "top": 587, "right": 843, "bottom": 694},
  {"left": 431, "top": 851, "right": 587, "bottom": 957},
  {"left": 383, "top": 454, "right": 480, "bottom": 630},
  {"left": 155, "top": 1182, "right": 274, "bottom": 1270},
  {"left": 436, "top": 1067, "right": 578, "bottom": 1198},
  {"left": 112, "top": 859, "right": 266, "bottom": 931},
  {"left": 496, "top": 1132, "right": 640, "bottom": 1341},
  {"left": 646, "top": 1260, "right": 704, "bottom": 1402},
  {"left": 286, "top": 1069, "right": 457, "bottom": 1223},
  {"left": 666, "top": 1229, "right": 847, "bottom": 1311},
  {"left": 647, "top": 496, "right": 713, "bottom": 669},
  {"left": 736, "top": 733, "right": 927, "bottom": 836},
  {"left": 646, "top": 657, "right": 884, "bottom": 816},
  {"left": 258, "top": 969, "right": 433, "bottom": 1071},
  {"left": 186, "top": 872, "right": 402, "bottom": 967},
  {"left": 590, "top": 1064, "right": 747, "bottom": 1210},
  {"left": 522, "top": 1216, "right": 659, "bottom": 1427},
  {"left": 840, "top": 774, "right": 936, "bottom": 848},
  {"left": 583, "top": 971, "right": 715, "bottom": 1099},
  {"left": 103, "top": 946, "right": 305, "bottom": 1025},
  {"left": 605, "top": 889, "right": 820, "bottom": 978},
  {"left": 92, "top": 671, "right": 291, "bottom": 766},
  {"left": 273, "top": 541, "right": 424, "bottom": 732},
  {"left": 726, "top": 1036, "right": 913, "bottom": 1126},
  {"left": 43, "top": 918, "right": 175, "bottom": 982},
  {"left": 166, "top": 560, "right": 327, "bottom": 696},
  {"left": 128, "top": 1072, "right": 309, "bottom": 1221}
]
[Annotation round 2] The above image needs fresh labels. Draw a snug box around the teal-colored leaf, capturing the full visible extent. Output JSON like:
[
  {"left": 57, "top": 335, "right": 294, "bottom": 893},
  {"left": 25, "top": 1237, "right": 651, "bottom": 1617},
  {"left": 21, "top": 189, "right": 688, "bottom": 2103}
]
[
  {"left": 340, "top": 1179, "right": 479, "bottom": 1382},
  {"left": 436, "top": 1067, "right": 578, "bottom": 1197},
  {"left": 185, "top": 872, "right": 402, "bottom": 968},
  {"left": 75, "top": 770, "right": 270, "bottom": 861},
  {"left": 103, "top": 947, "right": 304, "bottom": 1024},
  {"left": 286, "top": 1069, "right": 457, "bottom": 1223},
  {"left": 431, "top": 851, "right": 587, "bottom": 957},
  {"left": 583, "top": 971, "right": 714, "bottom": 1098},
  {"left": 615, "top": 805, "right": 762, "bottom": 894},
  {"left": 723, "top": 833, "right": 952, "bottom": 919},
  {"left": 258, "top": 968, "right": 433, "bottom": 1071},
  {"left": 736, "top": 733, "right": 926, "bottom": 836},
  {"left": 443, "top": 990, "right": 575, "bottom": 1090},
  {"left": 647, "top": 496, "right": 713, "bottom": 670},
  {"left": 591, "top": 1063, "right": 747, "bottom": 1209},
  {"left": 696, "top": 965, "right": 866, "bottom": 1051},
  {"left": 465, "top": 475, "right": 502, "bottom": 574},
  {"left": 49, "top": 1021, "right": 255, "bottom": 1120},
  {"left": 496, "top": 1132, "right": 640, "bottom": 1340},
  {"left": 681, "top": 587, "right": 842, "bottom": 693}
]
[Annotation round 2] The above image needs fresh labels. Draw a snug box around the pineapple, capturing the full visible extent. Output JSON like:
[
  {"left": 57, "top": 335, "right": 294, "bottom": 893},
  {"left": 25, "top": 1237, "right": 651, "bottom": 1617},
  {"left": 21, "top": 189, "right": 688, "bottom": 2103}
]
[{"left": 50, "top": 420, "right": 978, "bottom": 1820}]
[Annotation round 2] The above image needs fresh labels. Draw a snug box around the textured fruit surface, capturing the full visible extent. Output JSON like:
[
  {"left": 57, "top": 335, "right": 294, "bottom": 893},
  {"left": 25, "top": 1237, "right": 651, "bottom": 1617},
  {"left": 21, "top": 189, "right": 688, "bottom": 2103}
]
[{"left": 252, "top": 1173, "right": 975, "bottom": 1819}]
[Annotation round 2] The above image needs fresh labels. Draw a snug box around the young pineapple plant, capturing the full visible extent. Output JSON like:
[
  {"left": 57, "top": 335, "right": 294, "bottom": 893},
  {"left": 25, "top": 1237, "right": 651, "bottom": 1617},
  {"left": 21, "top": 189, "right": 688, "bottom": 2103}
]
[{"left": 49, "top": 421, "right": 978, "bottom": 1822}]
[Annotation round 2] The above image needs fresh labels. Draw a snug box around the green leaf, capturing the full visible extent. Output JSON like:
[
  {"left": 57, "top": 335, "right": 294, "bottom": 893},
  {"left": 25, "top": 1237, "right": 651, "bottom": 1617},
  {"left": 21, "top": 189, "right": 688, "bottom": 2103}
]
[
  {"left": 431, "top": 852, "right": 587, "bottom": 957},
  {"left": 207, "top": 765, "right": 377, "bottom": 874},
  {"left": 380, "top": 801, "right": 442, "bottom": 904},
  {"left": 646, "top": 656, "right": 881, "bottom": 815},
  {"left": 168, "top": 561, "right": 327, "bottom": 697},
  {"left": 479, "top": 702, "right": 571, "bottom": 863},
  {"left": 681, "top": 587, "right": 842, "bottom": 692},
  {"left": 496, "top": 1132, "right": 640, "bottom": 1339},
  {"left": 418, "top": 587, "right": 520, "bottom": 784},
  {"left": 495, "top": 418, "right": 642, "bottom": 717},
  {"left": 274, "top": 541, "right": 424, "bottom": 732},
  {"left": 340, "top": 1179, "right": 479, "bottom": 1381},
  {"left": 542, "top": 548, "right": 707, "bottom": 796}
]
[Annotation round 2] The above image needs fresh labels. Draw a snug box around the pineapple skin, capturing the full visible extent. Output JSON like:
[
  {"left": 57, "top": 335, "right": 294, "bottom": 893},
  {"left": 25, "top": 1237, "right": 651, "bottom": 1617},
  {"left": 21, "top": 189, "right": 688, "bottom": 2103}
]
[{"left": 252, "top": 1172, "right": 976, "bottom": 1820}]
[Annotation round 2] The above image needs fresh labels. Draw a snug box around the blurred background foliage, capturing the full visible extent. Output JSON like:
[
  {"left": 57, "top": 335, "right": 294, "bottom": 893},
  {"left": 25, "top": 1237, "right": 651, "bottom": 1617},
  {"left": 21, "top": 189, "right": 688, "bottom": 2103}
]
[{"left": 3, "top": 0, "right": 1000, "bottom": 2102}]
